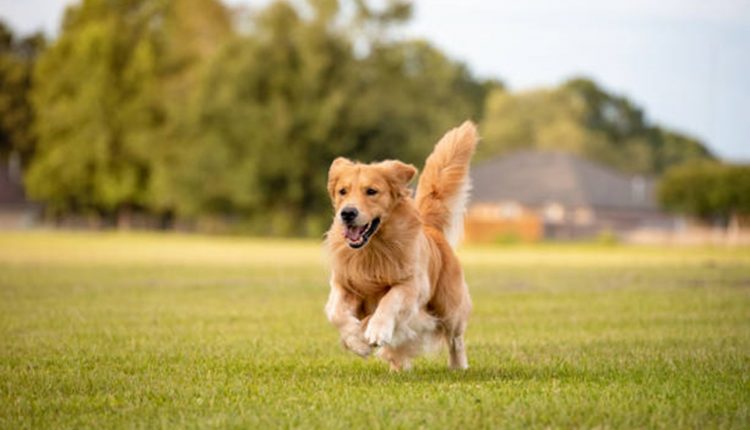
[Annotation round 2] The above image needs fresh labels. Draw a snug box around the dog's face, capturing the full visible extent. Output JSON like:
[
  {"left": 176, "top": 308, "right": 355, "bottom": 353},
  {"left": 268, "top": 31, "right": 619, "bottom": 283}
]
[{"left": 327, "top": 157, "right": 417, "bottom": 249}]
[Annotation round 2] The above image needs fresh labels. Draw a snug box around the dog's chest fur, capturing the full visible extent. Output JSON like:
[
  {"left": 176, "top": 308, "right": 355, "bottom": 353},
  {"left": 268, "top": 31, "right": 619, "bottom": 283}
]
[{"left": 333, "top": 240, "right": 415, "bottom": 298}]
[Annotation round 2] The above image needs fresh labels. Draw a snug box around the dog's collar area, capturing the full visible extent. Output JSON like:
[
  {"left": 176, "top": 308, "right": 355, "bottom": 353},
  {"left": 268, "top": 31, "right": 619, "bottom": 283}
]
[{"left": 345, "top": 217, "right": 381, "bottom": 249}]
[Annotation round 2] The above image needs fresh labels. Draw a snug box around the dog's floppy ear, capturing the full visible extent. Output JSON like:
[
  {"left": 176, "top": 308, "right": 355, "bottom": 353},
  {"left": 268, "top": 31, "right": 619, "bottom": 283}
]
[
  {"left": 380, "top": 160, "right": 418, "bottom": 198},
  {"left": 327, "top": 157, "right": 353, "bottom": 199}
]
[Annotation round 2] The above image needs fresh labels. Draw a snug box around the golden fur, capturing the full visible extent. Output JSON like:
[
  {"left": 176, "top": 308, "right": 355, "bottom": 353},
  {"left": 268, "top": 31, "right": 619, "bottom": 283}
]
[{"left": 325, "top": 121, "right": 478, "bottom": 371}]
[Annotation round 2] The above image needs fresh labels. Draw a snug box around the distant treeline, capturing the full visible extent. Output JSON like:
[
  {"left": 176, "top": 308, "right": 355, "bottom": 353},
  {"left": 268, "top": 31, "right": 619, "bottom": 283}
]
[{"left": 0, "top": 0, "right": 714, "bottom": 235}]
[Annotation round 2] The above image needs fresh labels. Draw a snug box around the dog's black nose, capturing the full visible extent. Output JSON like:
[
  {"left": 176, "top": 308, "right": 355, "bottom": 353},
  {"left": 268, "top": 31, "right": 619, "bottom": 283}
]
[{"left": 340, "top": 207, "right": 358, "bottom": 223}]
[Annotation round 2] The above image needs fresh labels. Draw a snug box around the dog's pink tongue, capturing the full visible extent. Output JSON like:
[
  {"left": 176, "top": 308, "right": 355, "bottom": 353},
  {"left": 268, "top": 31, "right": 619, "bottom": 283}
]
[{"left": 345, "top": 225, "right": 366, "bottom": 241}]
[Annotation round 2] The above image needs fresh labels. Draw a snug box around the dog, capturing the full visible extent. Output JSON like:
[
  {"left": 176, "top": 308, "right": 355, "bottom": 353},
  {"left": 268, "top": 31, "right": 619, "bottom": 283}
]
[{"left": 324, "top": 121, "right": 477, "bottom": 371}]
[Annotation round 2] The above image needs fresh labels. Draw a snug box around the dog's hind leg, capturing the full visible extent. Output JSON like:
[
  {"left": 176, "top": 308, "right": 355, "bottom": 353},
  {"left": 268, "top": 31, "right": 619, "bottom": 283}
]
[
  {"left": 443, "top": 281, "right": 471, "bottom": 370},
  {"left": 448, "top": 334, "right": 468, "bottom": 370}
]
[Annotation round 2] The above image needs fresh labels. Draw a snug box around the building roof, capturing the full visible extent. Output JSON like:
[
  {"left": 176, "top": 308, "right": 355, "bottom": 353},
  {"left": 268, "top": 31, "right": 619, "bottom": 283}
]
[{"left": 470, "top": 151, "right": 658, "bottom": 210}]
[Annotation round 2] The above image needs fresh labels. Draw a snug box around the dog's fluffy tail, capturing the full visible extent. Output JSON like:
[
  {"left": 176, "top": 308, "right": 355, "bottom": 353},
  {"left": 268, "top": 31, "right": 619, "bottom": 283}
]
[{"left": 415, "top": 121, "right": 478, "bottom": 247}]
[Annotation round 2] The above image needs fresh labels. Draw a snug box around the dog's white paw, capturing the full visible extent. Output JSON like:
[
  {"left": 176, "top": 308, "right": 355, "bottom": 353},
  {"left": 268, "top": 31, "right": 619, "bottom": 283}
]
[
  {"left": 364, "top": 317, "right": 395, "bottom": 347},
  {"left": 342, "top": 334, "right": 372, "bottom": 357}
]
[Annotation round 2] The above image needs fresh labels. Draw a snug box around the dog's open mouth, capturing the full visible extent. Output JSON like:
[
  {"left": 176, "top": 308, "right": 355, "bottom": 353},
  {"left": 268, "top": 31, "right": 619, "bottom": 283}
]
[{"left": 344, "top": 218, "right": 381, "bottom": 249}]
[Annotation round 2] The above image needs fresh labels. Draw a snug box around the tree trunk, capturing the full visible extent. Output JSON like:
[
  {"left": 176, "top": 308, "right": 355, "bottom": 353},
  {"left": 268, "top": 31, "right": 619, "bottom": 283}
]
[
  {"left": 727, "top": 212, "right": 740, "bottom": 245},
  {"left": 117, "top": 205, "right": 133, "bottom": 230}
]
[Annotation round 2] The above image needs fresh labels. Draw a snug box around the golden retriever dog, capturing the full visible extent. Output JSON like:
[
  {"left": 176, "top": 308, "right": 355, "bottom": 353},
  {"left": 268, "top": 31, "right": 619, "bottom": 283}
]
[{"left": 324, "top": 121, "right": 477, "bottom": 371}]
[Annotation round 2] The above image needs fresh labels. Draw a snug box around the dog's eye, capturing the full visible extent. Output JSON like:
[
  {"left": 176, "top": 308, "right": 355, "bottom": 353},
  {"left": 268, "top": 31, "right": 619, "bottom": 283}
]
[
  {"left": 338, "top": 188, "right": 347, "bottom": 196},
  {"left": 366, "top": 188, "right": 378, "bottom": 196}
]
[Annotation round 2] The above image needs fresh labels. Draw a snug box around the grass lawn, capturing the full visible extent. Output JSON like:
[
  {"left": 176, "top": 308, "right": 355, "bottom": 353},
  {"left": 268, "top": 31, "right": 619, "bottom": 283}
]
[{"left": 1, "top": 232, "right": 749, "bottom": 428}]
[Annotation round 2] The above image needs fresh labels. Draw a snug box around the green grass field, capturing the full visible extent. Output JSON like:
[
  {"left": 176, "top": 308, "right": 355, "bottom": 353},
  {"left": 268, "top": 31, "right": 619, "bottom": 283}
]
[{"left": 1, "top": 232, "right": 749, "bottom": 429}]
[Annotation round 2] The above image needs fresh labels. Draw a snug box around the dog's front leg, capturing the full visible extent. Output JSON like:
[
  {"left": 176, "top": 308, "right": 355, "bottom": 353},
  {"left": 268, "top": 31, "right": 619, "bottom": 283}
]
[
  {"left": 325, "top": 279, "right": 372, "bottom": 357},
  {"left": 364, "top": 278, "right": 425, "bottom": 347}
]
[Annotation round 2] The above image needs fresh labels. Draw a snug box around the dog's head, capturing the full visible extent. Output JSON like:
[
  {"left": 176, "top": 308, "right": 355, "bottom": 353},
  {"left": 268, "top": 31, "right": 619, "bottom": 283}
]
[{"left": 327, "top": 157, "right": 417, "bottom": 249}]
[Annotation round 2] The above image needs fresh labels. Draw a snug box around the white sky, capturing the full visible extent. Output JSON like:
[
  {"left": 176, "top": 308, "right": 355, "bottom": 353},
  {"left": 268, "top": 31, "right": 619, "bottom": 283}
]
[{"left": 2, "top": 0, "right": 749, "bottom": 161}]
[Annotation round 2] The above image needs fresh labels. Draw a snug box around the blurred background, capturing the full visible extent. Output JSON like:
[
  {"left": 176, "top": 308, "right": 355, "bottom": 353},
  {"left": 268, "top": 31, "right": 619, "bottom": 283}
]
[{"left": 0, "top": 0, "right": 748, "bottom": 243}]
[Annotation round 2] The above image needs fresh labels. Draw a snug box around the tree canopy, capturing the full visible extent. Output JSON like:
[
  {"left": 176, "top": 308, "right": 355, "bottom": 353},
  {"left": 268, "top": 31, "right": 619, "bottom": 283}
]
[
  {"left": 479, "top": 78, "right": 713, "bottom": 175},
  {"left": 658, "top": 161, "right": 750, "bottom": 224},
  {"left": 25, "top": 0, "right": 231, "bottom": 219},
  {"left": 0, "top": 21, "right": 45, "bottom": 165}
]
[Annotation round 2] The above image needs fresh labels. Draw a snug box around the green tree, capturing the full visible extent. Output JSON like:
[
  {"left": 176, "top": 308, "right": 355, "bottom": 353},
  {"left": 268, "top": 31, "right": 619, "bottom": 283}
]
[
  {"left": 26, "top": 0, "right": 164, "bottom": 219},
  {"left": 0, "top": 21, "right": 45, "bottom": 165},
  {"left": 345, "top": 39, "right": 487, "bottom": 164},
  {"left": 153, "top": 1, "right": 356, "bottom": 234},
  {"left": 658, "top": 161, "right": 750, "bottom": 226},
  {"left": 145, "top": 0, "right": 232, "bottom": 224},
  {"left": 156, "top": 0, "right": 488, "bottom": 235},
  {"left": 479, "top": 77, "right": 713, "bottom": 175},
  {"left": 26, "top": 0, "right": 230, "bottom": 223}
]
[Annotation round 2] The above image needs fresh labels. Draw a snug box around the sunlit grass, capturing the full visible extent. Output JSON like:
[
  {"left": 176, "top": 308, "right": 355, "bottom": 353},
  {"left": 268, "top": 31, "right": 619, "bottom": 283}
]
[{"left": 1, "top": 232, "right": 749, "bottom": 428}]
